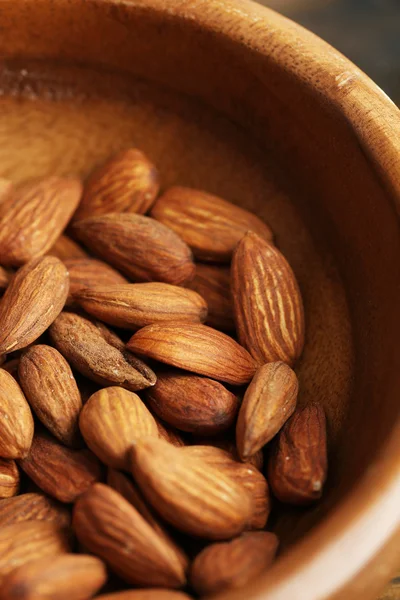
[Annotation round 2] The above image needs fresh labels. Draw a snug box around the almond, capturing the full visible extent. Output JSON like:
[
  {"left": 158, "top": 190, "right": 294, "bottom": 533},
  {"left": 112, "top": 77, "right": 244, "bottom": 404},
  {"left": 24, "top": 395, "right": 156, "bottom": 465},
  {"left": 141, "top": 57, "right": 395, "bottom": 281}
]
[
  {"left": 127, "top": 323, "right": 256, "bottom": 385},
  {"left": 0, "top": 369, "right": 34, "bottom": 459},
  {"left": 197, "top": 437, "right": 264, "bottom": 471},
  {"left": 76, "top": 282, "right": 208, "bottom": 329},
  {"left": 79, "top": 387, "right": 159, "bottom": 470},
  {"left": 190, "top": 531, "right": 278, "bottom": 596},
  {"left": 146, "top": 371, "right": 239, "bottom": 435},
  {"left": 107, "top": 469, "right": 188, "bottom": 572},
  {"left": 231, "top": 231, "right": 305, "bottom": 366},
  {"left": 18, "top": 431, "right": 102, "bottom": 503},
  {"left": 0, "top": 265, "right": 11, "bottom": 291},
  {"left": 0, "top": 554, "right": 107, "bottom": 600},
  {"left": 268, "top": 403, "right": 328, "bottom": 505},
  {"left": 0, "top": 178, "right": 14, "bottom": 202},
  {"left": 72, "top": 213, "right": 195, "bottom": 285},
  {"left": 47, "top": 234, "right": 88, "bottom": 261},
  {"left": 0, "top": 459, "right": 19, "bottom": 498},
  {"left": 73, "top": 483, "right": 187, "bottom": 587},
  {"left": 19, "top": 345, "right": 83, "bottom": 447},
  {"left": 0, "top": 521, "right": 70, "bottom": 583},
  {"left": 65, "top": 257, "right": 128, "bottom": 305},
  {"left": 184, "top": 446, "right": 270, "bottom": 530},
  {"left": 1, "top": 358, "right": 20, "bottom": 378},
  {"left": 74, "top": 148, "right": 160, "bottom": 221},
  {"left": 154, "top": 419, "right": 185, "bottom": 447},
  {"left": 150, "top": 187, "right": 273, "bottom": 262},
  {"left": 0, "top": 177, "right": 82, "bottom": 266},
  {"left": 96, "top": 591, "right": 192, "bottom": 600},
  {"left": 130, "top": 437, "right": 252, "bottom": 539},
  {"left": 236, "top": 362, "right": 298, "bottom": 459},
  {"left": 49, "top": 312, "right": 156, "bottom": 391},
  {"left": 0, "top": 256, "right": 69, "bottom": 355},
  {"left": 0, "top": 493, "right": 71, "bottom": 528},
  {"left": 188, "top": 263, "right": 234, "bottom": 331}
]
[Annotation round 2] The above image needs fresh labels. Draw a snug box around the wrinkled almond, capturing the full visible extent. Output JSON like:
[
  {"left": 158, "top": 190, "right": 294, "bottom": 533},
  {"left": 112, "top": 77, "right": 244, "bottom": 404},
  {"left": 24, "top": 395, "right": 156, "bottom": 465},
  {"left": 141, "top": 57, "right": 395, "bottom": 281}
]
[
  {"left": 155, "top": 419, "right": 185, "bottom": 447},
  {"left": 231, "top": 231, "right": 305, "bottom": 366},
  {"left": 0, "top": 256, "right": 69, "bottom": 354},
  {"left": 0, "top": 265, "right": 11, "bottom": 291},
  {"left": 19, "top": 345, "right": 83, "bottom": 447},
  {"left": 76, "top": 282, "right": 207, "bottom": 329},
  {"left": 268, "top": 403, "right": 328, "bottom": 505},
  {"left": 151, "top": 187, "right": 273, "bottom": 262},
  {"left": 0, "top": 521, "right": 70, "bottom": 583},
  {"left": 73, "top": 483, "right": 187, "bottom": 587},
  {"left": 80, "top": 387, "right": 159, "bottom": 470},
  {"left": 236, "top": 362, "right": 298, "bottom": 459},
  {"left": 107, "top": 469, "right": 188, "bottom": 572},
  {"left": 130, "top": 437, "right": 252, "bottom": 540},
  {"left": 147, "top": 371, "right": 239, "bottom": 435},
  {"left": 18, "top": 431, "right": 102, "bottom": 503},
  {"left": 0, "top": 554, "right": 107, "bottom": 600},
  {"left": 65, "top": 257, "right": 128, "bottom": 305},
  {"left": 0, "top": 369, "right": 34, "bottom": 459},
  {"left": 49, "top": 312, "right": 156, "bottom": 391},
  {"left": 96, "top": 591, "right": 192, "bottom": 600},
  {"left": 0, "top": 459, "right": 19, "bottom": 498},
  {"left": 0, "top": 177, "right": 82, "bottom": 267},
  {"left": 0, "top": 492, "right": 71, "bottom": 528},
  {"left": 47, "top": 234, "right": 88, "bottom": 261},
  {"left": 184, "top": 446, "right": 270, "bottom": 530},
  {"left": 73, "top": 213, "right": 195, "bottom": 285},
  {"left": 127, "top": 323, "right": 256, "bottom": 385},
  {"left": 190, "top": 531, "right": 278, "bottom": 596},
  {"left": 74, "top": 148, "right": 160, "bottom": 221},
  {"left": 188, "top": 263, "right": 234, "bottom": 331},
  {"left": 198, "top": 437, "right": 264, "bottom": 471}
]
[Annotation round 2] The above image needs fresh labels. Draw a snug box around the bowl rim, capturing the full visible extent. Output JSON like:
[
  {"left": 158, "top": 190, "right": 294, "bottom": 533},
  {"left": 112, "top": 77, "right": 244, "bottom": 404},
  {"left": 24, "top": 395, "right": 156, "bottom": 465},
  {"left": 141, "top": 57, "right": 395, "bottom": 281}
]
[{"left": 120, "top": 1, "right": 400, "bottom": 598}]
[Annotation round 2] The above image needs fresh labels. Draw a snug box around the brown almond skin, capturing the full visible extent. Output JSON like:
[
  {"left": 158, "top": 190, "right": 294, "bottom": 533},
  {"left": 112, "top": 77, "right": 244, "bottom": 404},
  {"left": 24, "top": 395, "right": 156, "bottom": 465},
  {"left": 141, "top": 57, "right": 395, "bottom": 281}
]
[
  {"left": 190, "top": 531, "right": 278, "bottom": 596},
  {"left": 0, "top": 493, "right": 71, "bottom": 528},
  {"left": 97, "top": 591, "right": 192, "bottom": 600},
  {"left": 0, "top": 256, "right": 69, "bottom": 355},
  {"left": 130, "top": 437, "right": 253, "bottom": 540},
  {"left": 188, "top": 263, "right": 234, "bottom": 331},
  {"left": 18, "top": 431, "right": 102, "bottom": 503},
  {"left": 74, "top": 148, "right": 160, "bottom": 221},
  {"left": 49, "top": 312, "right": 156, "bottom": 392},
  {"left": 76, "top": 282, "right": 208, "bottom": 329},
  {"left": 0, "top": 554, "right": 107, "bottom": 600},
  {"left": 0, "top": 177, "right": 82, "bottom": 267},
  {"left": 0, "top": 265, "right": 11, "bottom": 291},
  {"left": 65, "top": 257, "right": 128, "bottom": 305},
  {"left": 107, "top": 469, "right": 188, "bottom": 572},
  {"left": 0, "top": 521, "right": 71, "bottom": 583},
  {"left": 127, "top": 323, "right": 257, "bottom": 385},
  {"left": 184, "top": 446, "right": 270, "bottom": 530},
  {"left": 147, "top": 371, "right": 239, "bottom": 435},
  {"left": 155, "top": 419, "right": 185, "bottom": 447},
  {"left": 0, "top": 369, "right": 34, "bottom": 459},
  {"left": 198, "top": 437, "right": 264, "bottom": 471},
  {"left": 19, "top": 345, "right": 83, "bottom": 447},
  {"left": 73, "top": 213, "right": 195, "bottom": 285},
  {"left": 236, "top": 362, "right": 299, "bottom": 459},
  {"left": 80, "top": 387, "right": 159, "bottom": 470},
  {"left": 232, "top": 232, "right": 305, "bottom": 366},
  {"left": 268, "top": 403, "right": 328, "bottom": 505},
  {"left": 151, "top": 187, "right": 273, "bottom": 262},
  {"left": 0, "top": 459, "right": 19, "bottom": 498},
  {"left": 73, "top": 483, "right": 187, "bottom": 587},
  {"left": 47, "top": 235, "right": 88, "bottom": 261}
]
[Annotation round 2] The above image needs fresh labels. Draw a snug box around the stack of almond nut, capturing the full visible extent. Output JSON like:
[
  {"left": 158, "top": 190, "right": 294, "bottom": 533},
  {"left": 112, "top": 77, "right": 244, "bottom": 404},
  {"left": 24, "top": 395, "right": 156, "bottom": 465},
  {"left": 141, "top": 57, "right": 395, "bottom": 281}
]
[{"left": 0, "top": 149, "right": 327, "bottom": 600}]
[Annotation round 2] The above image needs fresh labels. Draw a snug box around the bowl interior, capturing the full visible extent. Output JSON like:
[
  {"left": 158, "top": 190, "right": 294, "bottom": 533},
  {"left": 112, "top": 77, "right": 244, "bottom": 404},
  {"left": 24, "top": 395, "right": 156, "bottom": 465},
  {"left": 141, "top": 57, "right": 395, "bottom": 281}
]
[{"left": 0, "top": 0, "right": 400, "bottom": 597}]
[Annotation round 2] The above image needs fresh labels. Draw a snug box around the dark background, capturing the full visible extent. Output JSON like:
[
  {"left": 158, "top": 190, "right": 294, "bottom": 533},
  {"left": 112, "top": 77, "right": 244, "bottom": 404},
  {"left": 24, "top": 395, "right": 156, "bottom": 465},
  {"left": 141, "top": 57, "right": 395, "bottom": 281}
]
[{"left": 260, "top": 0, "right": 400, "bottom": 103}]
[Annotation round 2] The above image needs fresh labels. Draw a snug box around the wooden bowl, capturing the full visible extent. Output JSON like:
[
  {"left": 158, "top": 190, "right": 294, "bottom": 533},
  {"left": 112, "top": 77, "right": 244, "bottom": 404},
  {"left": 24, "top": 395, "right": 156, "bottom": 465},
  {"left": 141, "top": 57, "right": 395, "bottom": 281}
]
[{"left": 1, "top": 0, "right": 400, "bottom": 598}]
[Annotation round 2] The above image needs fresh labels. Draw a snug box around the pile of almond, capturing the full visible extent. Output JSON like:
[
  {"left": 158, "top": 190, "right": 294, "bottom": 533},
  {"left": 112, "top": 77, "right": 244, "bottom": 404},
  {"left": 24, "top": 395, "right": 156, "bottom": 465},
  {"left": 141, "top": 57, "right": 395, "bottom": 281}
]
[{"left": 0, "top": 148, "right": 327, "bottom": 600}]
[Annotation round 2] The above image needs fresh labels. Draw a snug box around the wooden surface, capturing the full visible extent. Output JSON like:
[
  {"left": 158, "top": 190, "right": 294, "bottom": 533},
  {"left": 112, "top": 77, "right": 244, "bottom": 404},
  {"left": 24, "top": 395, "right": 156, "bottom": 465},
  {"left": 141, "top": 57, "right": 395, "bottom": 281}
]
[{"left": 0, "top": 0, "right": 399, "bottom": 598}]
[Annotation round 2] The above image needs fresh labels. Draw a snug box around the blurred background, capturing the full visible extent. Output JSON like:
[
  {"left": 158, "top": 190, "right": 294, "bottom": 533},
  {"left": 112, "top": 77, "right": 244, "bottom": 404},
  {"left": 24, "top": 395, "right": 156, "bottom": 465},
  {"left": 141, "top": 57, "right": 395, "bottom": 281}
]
[{"left": 258, "top": 0, "right": 400, "bottom": 104}]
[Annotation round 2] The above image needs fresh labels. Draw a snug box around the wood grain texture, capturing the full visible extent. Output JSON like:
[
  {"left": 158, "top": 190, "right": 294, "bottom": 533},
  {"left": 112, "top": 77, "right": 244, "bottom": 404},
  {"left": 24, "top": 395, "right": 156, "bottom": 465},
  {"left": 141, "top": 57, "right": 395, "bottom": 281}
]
[{"left": 0, "top": 0, "right": 397, "bottom": 597}]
